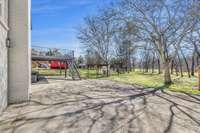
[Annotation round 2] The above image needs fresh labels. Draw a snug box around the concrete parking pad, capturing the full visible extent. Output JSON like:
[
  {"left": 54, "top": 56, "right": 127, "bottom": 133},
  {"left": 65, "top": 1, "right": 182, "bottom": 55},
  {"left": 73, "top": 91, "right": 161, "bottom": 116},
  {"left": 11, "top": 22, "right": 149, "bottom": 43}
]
[{"left": 0, "top": 79, "right": 200, "bottom": 133}]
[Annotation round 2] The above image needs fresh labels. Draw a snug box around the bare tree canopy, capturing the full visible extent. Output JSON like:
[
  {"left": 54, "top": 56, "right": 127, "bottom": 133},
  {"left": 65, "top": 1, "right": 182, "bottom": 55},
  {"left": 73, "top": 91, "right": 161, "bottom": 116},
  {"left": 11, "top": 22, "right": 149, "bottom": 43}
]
[{"left": 77, "top": 0, "right": 200, "bottom": 84}]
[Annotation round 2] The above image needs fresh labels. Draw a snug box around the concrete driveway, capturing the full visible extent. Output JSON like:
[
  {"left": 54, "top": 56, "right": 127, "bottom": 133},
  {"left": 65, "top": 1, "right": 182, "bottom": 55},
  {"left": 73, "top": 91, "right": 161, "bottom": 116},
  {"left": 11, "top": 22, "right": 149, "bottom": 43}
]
[{"left": 0, "top": 79, "right": 200, "bottom": 133}]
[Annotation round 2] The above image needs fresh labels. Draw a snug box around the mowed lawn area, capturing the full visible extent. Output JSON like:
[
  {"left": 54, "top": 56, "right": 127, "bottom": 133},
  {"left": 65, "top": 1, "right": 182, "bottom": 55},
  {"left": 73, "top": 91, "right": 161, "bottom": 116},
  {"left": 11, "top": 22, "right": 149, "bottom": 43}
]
[
  {"left": 79, "top": 69, "right": 200, "bottom": 95},
  {"left": 32, "top": 68, "right": 200, "bottom": 95}
]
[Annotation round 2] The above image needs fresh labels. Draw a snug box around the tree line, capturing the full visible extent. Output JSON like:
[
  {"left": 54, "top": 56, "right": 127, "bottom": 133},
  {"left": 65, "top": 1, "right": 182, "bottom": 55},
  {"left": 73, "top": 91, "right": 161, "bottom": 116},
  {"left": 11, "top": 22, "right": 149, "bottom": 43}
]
[{"left": 77, "top": 0, "right": 200, "bottom": 84}]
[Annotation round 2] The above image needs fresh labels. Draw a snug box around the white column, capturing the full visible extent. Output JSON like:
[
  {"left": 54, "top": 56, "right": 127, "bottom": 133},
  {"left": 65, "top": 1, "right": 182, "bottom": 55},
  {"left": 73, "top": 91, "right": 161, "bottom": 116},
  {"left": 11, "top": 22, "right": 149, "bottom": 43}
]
[{"left": 8, "top": 0, "right": 31, "bottom": 103}]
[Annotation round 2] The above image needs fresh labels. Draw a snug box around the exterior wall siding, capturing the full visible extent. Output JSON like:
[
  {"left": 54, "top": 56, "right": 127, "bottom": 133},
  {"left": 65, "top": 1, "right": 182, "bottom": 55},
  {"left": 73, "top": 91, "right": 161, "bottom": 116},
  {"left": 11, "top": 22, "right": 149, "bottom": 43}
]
[
  {"left": 0, "top": 0, "right": 31, "bottom": 113},
  {"left": 0, "top": 0, "right": 8, "bottom": 114},
  {"left": 8, "top": 0, "right": 31, "bottom": 103}
]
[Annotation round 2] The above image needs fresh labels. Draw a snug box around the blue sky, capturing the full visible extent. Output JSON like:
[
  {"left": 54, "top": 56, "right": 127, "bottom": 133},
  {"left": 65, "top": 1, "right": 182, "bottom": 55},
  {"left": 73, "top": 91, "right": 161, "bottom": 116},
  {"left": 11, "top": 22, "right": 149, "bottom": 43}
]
[{"left": 32, "top": 0, "right": 113, "bottom": 56}]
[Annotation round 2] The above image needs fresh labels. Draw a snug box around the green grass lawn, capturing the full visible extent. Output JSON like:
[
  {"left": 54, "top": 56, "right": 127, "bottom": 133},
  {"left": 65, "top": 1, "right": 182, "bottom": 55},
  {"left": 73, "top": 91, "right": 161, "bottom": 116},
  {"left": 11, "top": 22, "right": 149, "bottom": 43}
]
[
  {"left": 79, "top": 69, "right": 200, "bottom": 95},
  {"left": 32, "top": 68, "right": 67, "bottom": 76},
  {"left": 79, "top": 69, "right": 105, "bottom": 79},
  {"left": 32, "top": 68, "right": 200, "bottom": 95}
]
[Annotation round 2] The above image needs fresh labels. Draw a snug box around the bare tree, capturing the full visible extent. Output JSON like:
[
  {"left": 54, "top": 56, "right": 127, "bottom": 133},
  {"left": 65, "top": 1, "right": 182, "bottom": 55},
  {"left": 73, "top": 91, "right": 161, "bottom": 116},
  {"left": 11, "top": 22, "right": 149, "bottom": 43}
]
[
  {"left": 191, "top": 50, "right": 196, "bottom": 76},
  {"left": 78, "top": 0, "right": 200, "bottom": 83},
  {"left": 78, "top": 14, "right": 114, "bottom": 76},
  {"left": 118, "top": 0, "right": 198, "bottom": 84}
]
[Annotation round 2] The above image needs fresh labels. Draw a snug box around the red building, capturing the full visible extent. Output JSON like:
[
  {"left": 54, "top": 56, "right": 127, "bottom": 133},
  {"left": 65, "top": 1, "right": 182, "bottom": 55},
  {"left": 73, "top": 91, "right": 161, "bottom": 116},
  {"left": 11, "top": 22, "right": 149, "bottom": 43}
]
[{"left": 50, "top": 61, "right": 68, "bottom": 69}]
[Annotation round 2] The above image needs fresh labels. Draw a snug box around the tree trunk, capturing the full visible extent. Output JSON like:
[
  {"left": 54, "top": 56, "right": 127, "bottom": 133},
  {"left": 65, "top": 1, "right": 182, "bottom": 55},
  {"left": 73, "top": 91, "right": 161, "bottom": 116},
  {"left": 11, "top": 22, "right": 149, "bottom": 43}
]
[
  {"left": 106, "top": 64, "right": 109, "bottom": 77},
  {"left": 191, "top": 52, "right": 195, "bottom": 76},
  {"left": 144, "top": 59, "right": 149, "bottom": 73},
  {"left": 128, "top": 51, "right": 132, "bottom": 72},
  {"left": 197, "top": 55, "right": 199, "bottom": 67},
  {"left": 145, "top": 62, "right": 149, "bottom": 73},
  {"left": 174, "top": 60, "right": 179, "bottom": 76},
  {"left": 171, "top": 60, "right": 174, "bottom": 75},
  {"left": 158, "top": 59, "right": 161, "bottom": 74},
  {"left": 132, "top": 58, "right": 135, "bottom": 72},
  {"left": 181, "top": 50, "right": 191, "bottom": 78},
  {"left": 177, "top": 53, "right": 183, "bottom": 77},
  {"left": 152, "top": 55, "right": 155, "bottom": 73},
  {"left": 164, "top": 60, "right": 172, "bottom": 84}
]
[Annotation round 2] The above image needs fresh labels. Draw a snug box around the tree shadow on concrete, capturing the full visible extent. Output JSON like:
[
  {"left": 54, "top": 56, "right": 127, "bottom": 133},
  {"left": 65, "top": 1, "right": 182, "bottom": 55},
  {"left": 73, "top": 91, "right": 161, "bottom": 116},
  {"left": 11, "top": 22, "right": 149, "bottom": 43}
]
[
  {"left": 155, "top": 92, "right": 200, "bottom": 133},
  {"left": 0, "top": 86, "right": 156, "bottom": 132},
  {"left": 0, "top": 81, "right": 200, "bottom": 133}
]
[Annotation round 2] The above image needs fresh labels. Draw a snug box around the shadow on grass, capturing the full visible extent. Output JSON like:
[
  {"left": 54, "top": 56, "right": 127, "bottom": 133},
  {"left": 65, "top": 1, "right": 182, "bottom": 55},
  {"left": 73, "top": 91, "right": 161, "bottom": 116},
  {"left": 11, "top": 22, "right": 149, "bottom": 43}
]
[
  {"left": 155, "top": 83, "right": 171, "bottom": 91},
  {"left": 134, "top": 71, "right": 161, "bottom": 76}
]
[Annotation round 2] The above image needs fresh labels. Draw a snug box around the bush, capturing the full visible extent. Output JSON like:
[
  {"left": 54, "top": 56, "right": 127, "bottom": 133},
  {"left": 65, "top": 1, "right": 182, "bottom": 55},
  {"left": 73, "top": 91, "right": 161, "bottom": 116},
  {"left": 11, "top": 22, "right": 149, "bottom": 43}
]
[{"left": 32, "top": 71, "right": 39, "bottom": 75}]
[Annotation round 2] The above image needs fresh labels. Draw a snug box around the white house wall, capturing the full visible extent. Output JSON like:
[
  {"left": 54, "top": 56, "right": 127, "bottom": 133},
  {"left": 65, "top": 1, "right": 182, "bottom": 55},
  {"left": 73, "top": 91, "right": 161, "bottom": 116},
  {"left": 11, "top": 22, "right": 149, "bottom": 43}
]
[
  {"left": 0, "top": 0, "right": 8, "bottom": 114},
  {"left": 8, "top": 0, "right": 31, "bottom": 103}
]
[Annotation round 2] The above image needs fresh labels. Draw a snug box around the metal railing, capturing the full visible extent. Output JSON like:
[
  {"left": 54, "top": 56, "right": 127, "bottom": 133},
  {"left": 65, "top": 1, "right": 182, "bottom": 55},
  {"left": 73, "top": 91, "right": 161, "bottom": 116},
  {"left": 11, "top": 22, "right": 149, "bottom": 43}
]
[{"left": 31, "top": 46, "right": 74, "bottom": 59}]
